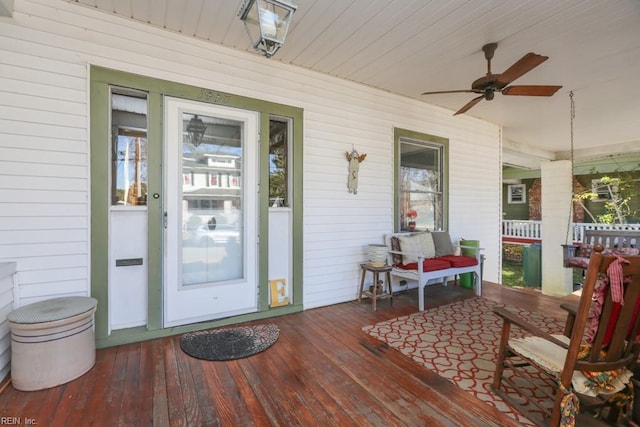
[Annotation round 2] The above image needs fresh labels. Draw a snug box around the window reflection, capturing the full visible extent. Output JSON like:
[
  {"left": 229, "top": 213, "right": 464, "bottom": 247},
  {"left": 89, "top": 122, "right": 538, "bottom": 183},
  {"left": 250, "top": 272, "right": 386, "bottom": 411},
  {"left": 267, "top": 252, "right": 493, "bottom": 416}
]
[
  {"left": 269, "top": 117, "right": 290, "bottom": 207},
  {"left": 399, "top": 140, "right": 444, "bottom": 231},
  {"left": 181, "top": 113, "right": 244, "bottom": 285}
]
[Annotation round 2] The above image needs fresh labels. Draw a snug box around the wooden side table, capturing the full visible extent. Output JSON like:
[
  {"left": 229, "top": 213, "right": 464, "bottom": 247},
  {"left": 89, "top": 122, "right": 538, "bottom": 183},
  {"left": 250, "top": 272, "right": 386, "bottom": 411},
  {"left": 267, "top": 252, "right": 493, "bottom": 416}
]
[{"left": 357, "top": 263, "right": 393, "bottom": 311}]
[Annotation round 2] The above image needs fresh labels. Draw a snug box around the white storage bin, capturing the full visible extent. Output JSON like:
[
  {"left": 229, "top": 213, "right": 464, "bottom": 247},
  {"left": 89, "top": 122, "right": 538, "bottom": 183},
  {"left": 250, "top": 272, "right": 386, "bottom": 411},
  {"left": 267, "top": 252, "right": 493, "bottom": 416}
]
[{"left": 8, "top": 297, "right": 98, "bottom": 391}]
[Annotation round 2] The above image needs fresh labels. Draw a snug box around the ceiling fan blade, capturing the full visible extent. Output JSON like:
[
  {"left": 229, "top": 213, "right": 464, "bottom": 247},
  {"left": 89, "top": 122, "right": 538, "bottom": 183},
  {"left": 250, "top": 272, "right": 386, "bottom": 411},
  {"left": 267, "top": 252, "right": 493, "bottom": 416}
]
[
  {"left": 454, "top": 95, "right": 484, "bottom": 116},
  {"left": 422, "top": 89, "right": 481, "bottom": 95},
  {"left": 502, "top": 85, "right": 562, "bottom": 96},
  {"left": 496, "top": 52, "right": 549, "bottom": 87}
]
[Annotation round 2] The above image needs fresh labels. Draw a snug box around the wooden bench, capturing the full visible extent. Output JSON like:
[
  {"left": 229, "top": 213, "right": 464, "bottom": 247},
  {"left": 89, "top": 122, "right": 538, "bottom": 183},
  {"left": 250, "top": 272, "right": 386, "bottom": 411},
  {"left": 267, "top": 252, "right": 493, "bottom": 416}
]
[
  {"left": 385, "top": 232, "right": 483, "bottom": 311},
  {"left": 563, "top": 229, "right": 640, "bottom": 269}
]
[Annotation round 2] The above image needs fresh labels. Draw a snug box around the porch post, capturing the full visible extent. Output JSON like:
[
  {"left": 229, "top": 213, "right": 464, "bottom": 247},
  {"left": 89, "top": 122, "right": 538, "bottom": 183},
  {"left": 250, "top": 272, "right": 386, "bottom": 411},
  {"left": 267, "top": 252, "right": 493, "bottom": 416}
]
[{"left": 540, "top": 160, "right": 573, "bottom": 296}]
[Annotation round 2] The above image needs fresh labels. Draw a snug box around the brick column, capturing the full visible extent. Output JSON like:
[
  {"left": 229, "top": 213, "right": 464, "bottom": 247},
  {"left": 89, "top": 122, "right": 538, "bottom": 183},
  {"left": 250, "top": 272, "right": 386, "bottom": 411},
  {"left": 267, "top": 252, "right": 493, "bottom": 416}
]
[{"left": 528, "top": 179, "right": 541, "bottom": 220}]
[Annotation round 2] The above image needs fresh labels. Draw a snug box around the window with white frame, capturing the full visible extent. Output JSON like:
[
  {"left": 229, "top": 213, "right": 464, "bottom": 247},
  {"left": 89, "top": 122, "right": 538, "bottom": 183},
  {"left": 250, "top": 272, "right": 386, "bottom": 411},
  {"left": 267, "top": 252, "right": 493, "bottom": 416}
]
[
  {"left": 591, "top": 178, "right": 618, "bottom": 202},
  {"left": 508, "top": 184, "right": 526, "bottom": 204},
  {"left": 397, "top": 133, "right": 447, "bottom": 232}
]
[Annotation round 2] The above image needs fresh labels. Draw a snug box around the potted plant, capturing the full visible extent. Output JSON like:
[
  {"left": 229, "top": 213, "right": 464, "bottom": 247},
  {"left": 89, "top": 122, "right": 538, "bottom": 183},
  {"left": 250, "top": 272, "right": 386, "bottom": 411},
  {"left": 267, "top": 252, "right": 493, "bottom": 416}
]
[{"left": 407, "top": 209, "right": 417, "bottom": 231}]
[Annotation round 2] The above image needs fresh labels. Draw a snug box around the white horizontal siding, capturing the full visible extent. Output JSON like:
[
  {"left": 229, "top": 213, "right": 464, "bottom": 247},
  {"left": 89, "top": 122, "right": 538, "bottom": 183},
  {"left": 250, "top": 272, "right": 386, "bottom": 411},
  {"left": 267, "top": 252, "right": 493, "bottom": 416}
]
[
  {"left": 0, "top": 9, "right": 89, "bottom": 306},
  {"left": 0, "top": 263, "right": 16, "bottom": 382},
  {"left": 0, "top": 0, "right": 501, "bottom": 311}
]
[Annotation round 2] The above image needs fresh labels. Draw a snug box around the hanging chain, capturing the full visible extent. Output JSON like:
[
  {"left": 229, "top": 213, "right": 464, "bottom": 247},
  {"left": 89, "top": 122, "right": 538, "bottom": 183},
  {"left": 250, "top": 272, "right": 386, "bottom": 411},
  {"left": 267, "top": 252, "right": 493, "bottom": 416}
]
[
  {"left": 566, "top": 91, "right": 575, "bottom": 245},
  {"left": 570, "top": 91, "right": 575, "bottom": 169}
]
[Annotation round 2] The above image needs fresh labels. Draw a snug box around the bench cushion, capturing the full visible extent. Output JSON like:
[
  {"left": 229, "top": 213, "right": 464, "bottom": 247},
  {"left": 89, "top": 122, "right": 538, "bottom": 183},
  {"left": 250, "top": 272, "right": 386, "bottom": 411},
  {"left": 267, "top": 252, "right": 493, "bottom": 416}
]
[
  {"left": 436, "top": 255, "right": 478, "bottom": 268},
  {"left": 395, "top": 258, "right": 452, "bottom": 272}
]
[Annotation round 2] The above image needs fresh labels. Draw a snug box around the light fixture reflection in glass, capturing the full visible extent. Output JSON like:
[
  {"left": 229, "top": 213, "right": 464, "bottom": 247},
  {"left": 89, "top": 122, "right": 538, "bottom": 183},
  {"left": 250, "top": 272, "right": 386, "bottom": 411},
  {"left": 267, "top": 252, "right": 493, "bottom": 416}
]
[{"left": 187, "top": 115, "right": 207, "bottom": 147}]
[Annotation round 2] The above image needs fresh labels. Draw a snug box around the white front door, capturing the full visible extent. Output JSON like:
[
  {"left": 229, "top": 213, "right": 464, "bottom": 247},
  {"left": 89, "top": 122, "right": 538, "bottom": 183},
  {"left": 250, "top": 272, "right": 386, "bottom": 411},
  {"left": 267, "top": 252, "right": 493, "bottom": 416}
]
[{"left": 164, "top": 98, "right": 259, "bottom": 327}]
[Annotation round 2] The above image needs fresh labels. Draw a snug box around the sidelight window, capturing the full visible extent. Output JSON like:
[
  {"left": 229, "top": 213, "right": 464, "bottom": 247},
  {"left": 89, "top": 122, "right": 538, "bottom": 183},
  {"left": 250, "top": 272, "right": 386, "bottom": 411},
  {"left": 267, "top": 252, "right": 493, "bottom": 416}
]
[
  {"left": 110, "top": 88, "right": 149, "bottom": 206},
  {"left": 269, "top": 116, "right": 292, "bottom": 208}
]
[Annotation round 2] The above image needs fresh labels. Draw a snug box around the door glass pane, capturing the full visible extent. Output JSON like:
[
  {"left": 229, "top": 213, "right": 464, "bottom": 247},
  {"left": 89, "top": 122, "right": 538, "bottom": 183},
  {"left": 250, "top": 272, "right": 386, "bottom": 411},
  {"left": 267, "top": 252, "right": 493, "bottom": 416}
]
[
  {"left": 181, "top": 113, "right": 243, "bottom": 286},
  {"left": 400, "top": 140, "right": 443, "bottom": 231},
  {"left": 111, "top": 91, "right": 148, "bottom": 206}
]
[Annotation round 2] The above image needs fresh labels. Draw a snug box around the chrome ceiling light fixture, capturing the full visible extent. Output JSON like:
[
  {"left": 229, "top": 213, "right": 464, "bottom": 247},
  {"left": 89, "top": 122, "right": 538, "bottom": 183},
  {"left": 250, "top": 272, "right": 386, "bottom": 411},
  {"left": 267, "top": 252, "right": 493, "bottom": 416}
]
[
  {"left": 187, "top": 115, "right": 207, "bottom": 147},
  {"left": 238, "top": 0, "right": 298, "bottom": 58}
]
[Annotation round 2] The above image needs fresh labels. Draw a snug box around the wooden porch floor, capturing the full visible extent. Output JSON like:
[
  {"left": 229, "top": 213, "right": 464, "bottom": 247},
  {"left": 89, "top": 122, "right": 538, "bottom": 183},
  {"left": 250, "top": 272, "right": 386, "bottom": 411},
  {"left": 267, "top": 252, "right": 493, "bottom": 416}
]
[{"left": 0, "top": 282, "right": 576, "bottom": 426}]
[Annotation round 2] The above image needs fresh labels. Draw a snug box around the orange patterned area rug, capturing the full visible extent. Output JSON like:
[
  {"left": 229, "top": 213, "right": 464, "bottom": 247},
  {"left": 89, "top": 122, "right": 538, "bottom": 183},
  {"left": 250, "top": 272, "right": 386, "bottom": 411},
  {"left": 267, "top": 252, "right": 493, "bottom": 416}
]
[{"left": 362, "top": 297, "right": 566, "bottom": 425}]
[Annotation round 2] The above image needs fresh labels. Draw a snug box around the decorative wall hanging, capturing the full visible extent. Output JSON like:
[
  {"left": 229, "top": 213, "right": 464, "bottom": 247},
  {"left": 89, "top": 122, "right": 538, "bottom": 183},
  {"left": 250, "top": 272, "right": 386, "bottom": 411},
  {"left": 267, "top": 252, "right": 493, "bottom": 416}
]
[{"left": 345, "top": 148, "right": 366, "bottom": 194}]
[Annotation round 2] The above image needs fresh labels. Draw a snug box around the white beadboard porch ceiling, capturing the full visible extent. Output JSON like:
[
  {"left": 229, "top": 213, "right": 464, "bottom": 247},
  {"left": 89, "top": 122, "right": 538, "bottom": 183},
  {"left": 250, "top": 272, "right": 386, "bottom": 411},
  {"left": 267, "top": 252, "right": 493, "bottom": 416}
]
[{"left": 66, "top": 0, "right": 640, "bottom": 165}]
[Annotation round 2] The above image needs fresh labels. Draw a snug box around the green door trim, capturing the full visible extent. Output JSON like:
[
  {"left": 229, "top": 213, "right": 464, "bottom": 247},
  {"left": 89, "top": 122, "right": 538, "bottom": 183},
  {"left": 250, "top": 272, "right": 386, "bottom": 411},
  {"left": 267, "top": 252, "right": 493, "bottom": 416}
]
[{"left": 90, "top": 66, "right": 303, "bottom": 348}]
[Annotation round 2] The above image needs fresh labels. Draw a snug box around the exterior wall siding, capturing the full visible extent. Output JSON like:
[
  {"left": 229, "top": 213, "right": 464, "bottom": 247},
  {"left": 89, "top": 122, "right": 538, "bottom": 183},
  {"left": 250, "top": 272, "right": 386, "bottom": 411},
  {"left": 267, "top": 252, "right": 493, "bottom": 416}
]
[
  {"left": 0, "top": 0, "right": 501, "bottom": 312},
  {"left": 0, "top": 263, "right": 16, "bottom": 382}
]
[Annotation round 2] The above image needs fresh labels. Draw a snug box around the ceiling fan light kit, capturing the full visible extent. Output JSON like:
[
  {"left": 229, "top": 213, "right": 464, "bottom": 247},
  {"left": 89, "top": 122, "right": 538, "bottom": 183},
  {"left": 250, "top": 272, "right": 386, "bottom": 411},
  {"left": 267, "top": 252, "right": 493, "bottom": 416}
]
[{"left": 422, "top": 42, "right": 562, "bottom": 115}]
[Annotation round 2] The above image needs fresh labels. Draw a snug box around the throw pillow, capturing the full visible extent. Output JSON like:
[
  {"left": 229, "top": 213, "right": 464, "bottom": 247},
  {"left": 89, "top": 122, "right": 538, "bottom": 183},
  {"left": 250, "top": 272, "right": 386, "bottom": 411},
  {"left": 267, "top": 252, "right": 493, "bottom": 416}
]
[
  {"left": 398, "top": 234, "right": 421, "bottom": 264},
  {"left": 420, "top": 232, "right": 436, "bottom": 259},
  {"left": 575, "top": 243, "right": 593, "bottom": 258},
  {"left": 431, "top": 231, "right": 455, "bottom": 256},
  {"left": 398, "top": 233, "right": 435, "bottom": 264},
  {"left": 390, "top": 236, "right": 403, "bottom": 265}
]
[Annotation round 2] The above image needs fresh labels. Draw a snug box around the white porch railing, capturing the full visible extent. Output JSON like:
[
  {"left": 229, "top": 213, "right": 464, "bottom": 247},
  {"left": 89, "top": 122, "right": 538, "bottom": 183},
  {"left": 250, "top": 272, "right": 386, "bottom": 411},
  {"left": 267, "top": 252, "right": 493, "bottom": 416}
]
[
  {"left": 502, "top": 220, "right": 640, "bottom": 243},
  {"left": 502, "top": 220, "right": 542, "bottom": 241}
]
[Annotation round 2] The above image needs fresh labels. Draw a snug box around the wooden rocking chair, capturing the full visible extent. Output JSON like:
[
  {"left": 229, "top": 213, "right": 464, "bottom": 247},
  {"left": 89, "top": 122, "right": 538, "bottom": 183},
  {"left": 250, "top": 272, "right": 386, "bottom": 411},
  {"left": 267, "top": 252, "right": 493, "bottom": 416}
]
[{"left": 492, "top": 247, "right": 640, "bottom": 426}]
